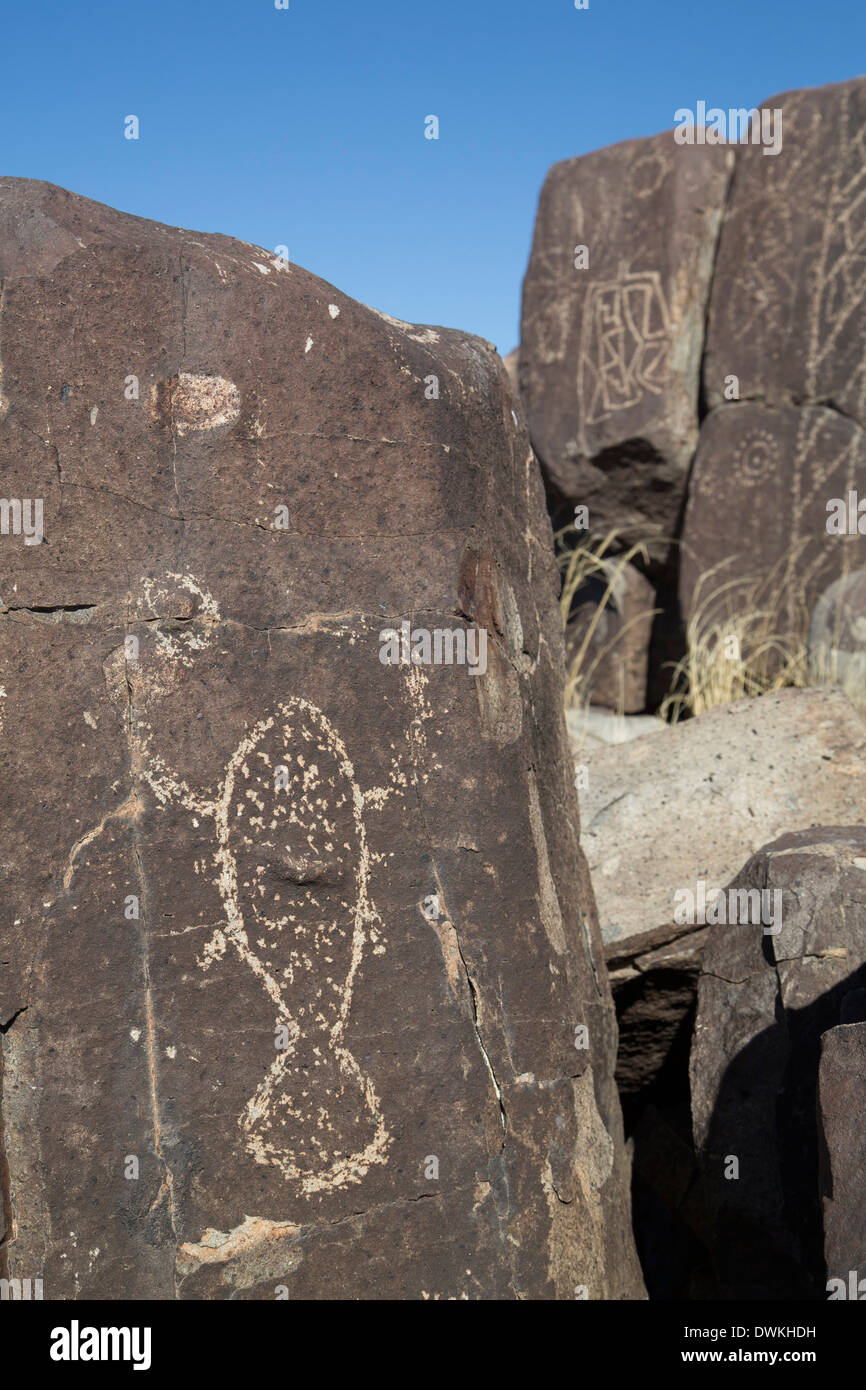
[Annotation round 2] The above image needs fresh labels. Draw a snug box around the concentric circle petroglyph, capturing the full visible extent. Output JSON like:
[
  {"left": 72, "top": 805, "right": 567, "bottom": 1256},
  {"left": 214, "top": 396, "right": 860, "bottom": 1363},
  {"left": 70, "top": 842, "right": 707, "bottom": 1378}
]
[{"left": 734, "top": 426, "right": 780, "bottom": 483}]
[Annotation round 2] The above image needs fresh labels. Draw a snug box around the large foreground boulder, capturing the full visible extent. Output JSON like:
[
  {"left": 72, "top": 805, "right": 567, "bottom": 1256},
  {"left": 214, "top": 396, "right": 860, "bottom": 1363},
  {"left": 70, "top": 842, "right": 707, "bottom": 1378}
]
[
  {"left": 0, "top": 179, "right": 644, "bottom": 1300},
  {"left": 690, "top": 827, "right": 866, "bottom": 1299}
]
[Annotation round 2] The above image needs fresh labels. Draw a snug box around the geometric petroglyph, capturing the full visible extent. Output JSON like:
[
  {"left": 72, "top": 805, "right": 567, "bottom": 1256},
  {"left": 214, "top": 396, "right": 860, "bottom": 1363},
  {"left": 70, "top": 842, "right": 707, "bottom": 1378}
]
[{"left": 577, "top": 264, "right": 672, "bottom": 430}]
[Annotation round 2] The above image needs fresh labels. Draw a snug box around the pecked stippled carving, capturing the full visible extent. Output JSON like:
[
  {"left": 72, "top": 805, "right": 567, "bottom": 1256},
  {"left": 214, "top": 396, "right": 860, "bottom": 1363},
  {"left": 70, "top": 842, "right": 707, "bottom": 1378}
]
[{"left": 97, "top": 573, "right": 393, "bottom": 1195}]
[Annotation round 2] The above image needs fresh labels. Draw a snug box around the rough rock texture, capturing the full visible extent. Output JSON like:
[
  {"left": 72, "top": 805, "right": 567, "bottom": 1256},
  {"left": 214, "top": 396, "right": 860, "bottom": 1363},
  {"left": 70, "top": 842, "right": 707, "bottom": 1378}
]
[
  {"left": 0, "top": 179, "right": 644, "bottom": 1300},
  {"left": 578, "top": 688, "right": 866, "bottom": 949},
  {"left": 685, "top": 80, "right": 866, "bottom": 636},
  {"left": 818, "top": 1022, "right": 866, "bottom": 1287},
  {"left": 690, "top": 827, "right": 866, "bottom": 1299},
  {"left": 503, "top": 348, "right": 520, "bottom": 398},
  {"left": 521, "top": 135, "right": 731, "bottom": 550},
  {"left": 564, "top": 559, "right": 656, "bottom": 712},
  {"left": 703, "top": 79, "right": 866, "bottom": 426},
  {"left": 680, "top": 401, "right": 866, "bottom": 632}
]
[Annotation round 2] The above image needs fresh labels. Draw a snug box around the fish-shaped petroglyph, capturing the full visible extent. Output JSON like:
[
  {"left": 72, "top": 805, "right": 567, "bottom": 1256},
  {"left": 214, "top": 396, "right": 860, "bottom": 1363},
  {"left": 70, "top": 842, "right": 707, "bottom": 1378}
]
[
  {"left": 203, "top": 699, "right": 391, "bottom": 1192},
  {"left": 93, "top": 573, "right": 394, "bottom": 1194}
]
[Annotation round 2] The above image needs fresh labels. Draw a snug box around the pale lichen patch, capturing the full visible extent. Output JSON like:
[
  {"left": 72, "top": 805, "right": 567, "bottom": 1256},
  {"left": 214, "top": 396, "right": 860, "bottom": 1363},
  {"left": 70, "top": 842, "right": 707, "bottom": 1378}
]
[{"left": 169, "top": 373, "right": 241, "bottom": 436}]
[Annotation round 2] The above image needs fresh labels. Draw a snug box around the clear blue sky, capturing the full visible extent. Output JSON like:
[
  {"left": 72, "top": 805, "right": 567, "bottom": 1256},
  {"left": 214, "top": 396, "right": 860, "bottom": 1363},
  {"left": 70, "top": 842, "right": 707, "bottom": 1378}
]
[{"left": 2, "top": 0, "right": 862, "bottom": 354}]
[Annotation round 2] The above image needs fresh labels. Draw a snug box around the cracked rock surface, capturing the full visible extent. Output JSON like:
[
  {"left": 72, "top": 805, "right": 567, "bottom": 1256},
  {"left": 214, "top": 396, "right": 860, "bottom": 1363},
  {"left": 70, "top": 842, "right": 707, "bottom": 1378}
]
[
  {"left": 689, "top": 825, "right": 866, "bottom": 1299},
  {"left": 0, "top": 178, "right": 644, "bottom": 1300}
]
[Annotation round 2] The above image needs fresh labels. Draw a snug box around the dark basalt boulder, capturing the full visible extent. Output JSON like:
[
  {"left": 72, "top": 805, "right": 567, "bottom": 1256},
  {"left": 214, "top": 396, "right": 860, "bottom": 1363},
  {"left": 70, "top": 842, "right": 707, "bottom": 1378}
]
[
  {"left": 521, "top": 133, "right": 731, "bottom": 552},
  {"left": 817, "top": 1020, "right": 866, "bottom": 1295},
  {"left": 702, "top": 78, "right": 866, "bottom": 427},
  {"left": 689, "top": 826, "right": 866, "bottom": 1299},
  {"left": 0, "top": 178, "right": 644, "bottom": 1300}
]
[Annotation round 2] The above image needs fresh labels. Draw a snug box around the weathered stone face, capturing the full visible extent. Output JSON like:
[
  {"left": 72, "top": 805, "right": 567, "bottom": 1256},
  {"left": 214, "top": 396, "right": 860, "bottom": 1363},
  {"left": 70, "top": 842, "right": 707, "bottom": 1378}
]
[
  {"left": 577, "top": 689, "right": 866, "bottom": 952},
  {"left": 689, "top": 827, "right": 866, "bottom": 1299},
  {"left": 0, "top": 179, "right": 643, "bottom": 1300},
  {"left": 680, "top": 402, "right": 866, "bottom": 633},
  {"left": 818, "top": 1022, "right": 866, "bottom": 1291},
  {"left": 702, "top": 78, "right": 866, "bottom": 427},
  {"left": 520, "top": 135, "right": 731, "bottom": 549}
]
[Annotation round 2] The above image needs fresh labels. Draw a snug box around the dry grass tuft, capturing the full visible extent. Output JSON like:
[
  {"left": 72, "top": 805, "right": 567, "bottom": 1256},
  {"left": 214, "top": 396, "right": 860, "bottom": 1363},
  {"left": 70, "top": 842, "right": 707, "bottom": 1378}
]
[
  {"left": 661, "top": 552, "right": 866, "bottom": 721},
  {"left": 555, "top": 526, "right": 659, "bottom": 713},
  {"left": 555, "top": 530, "right": 866, "bottom": 726}
]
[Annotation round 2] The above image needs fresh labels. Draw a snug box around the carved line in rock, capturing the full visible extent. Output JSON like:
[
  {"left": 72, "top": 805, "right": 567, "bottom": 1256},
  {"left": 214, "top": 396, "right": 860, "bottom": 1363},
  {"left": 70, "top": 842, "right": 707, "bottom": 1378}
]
[
  {"left": 576, "top": 265, "right": 673, "bottom": 449},
  {"left": 84, "top": 573, "right": 395, "bottom": 1198}
]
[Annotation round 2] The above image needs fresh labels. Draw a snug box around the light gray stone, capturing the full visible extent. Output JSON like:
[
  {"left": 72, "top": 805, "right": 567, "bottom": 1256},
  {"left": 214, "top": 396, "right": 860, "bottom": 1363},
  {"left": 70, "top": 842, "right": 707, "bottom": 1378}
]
[{"left": 578, "top": 688, "right": 866, "bottom": 949}]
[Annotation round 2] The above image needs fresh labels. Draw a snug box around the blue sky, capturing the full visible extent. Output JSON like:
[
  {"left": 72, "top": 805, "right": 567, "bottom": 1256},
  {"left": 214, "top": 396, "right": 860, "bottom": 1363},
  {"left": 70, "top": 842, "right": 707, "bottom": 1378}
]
[{"left": 2, "top": 0, "right": 863, "bottom": 354}]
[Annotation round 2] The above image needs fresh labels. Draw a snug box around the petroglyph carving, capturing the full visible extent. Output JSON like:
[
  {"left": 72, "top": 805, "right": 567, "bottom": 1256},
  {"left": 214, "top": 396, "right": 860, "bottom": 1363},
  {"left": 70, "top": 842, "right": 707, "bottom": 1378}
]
[
  {"left": 145, "top": 704, "right": 391, "bottom": 1193},
  {"left": 733, "top": 426, "right": 781, "bottom": 483},
  {"left": 577, "top": 265, "right": 672, "bottom": 440},
  {"left": 96, "top": 575, "right": 392, "bottom": 1195}
]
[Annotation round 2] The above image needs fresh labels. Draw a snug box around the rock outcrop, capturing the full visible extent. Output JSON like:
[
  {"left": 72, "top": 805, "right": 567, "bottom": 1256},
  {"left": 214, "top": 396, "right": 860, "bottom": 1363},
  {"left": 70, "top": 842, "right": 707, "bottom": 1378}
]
[
  {"left": 521, "top": 80, "right": 866, "bottom": 707},
  {"left": 577, "top": 688, "right": 866, "bottom": 951},
  {"left": 702, "top": 79, "right": 866, "bottom": 426},
  {"left": 680, "top": 401, "right": 866, "bottom": 635},
  {"left": 682, "top": 78, "right": 866, "bottom": 638},
  {"left": 0, "top": 179, "right": 644, "bottom": 1300},
  {"left": 690, "top": 826, "right": 866, "bottom": 1298},
  {"left": 818, "top": 1022, "right": 866, "bottom": 1292},
  {"left": 521, "top": 135, "right": 731, "bottom": 551},
  {"left": 564, "top": 558, "right": 657, "bottom": 712}
]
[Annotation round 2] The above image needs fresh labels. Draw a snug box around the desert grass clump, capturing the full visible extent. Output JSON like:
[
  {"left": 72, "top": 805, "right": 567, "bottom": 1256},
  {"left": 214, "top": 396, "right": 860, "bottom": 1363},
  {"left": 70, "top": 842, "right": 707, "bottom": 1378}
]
[{"left": 659, "top": 550, "right": 859, "bottom": 722}]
